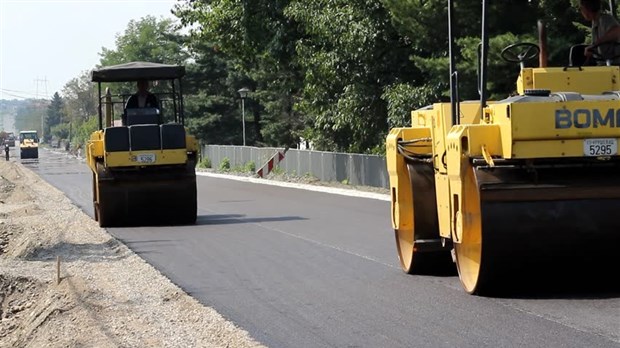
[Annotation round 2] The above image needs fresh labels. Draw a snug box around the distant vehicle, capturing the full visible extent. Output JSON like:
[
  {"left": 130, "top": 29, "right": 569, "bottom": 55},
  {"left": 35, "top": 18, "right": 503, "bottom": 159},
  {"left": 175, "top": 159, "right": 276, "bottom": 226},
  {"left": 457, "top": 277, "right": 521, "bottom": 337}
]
[
  {"left": 7, "top": 133, "right": 15, "bottom": 147},
  {"left": 19, "top": 130, "right": 39, "bottom": 159}
]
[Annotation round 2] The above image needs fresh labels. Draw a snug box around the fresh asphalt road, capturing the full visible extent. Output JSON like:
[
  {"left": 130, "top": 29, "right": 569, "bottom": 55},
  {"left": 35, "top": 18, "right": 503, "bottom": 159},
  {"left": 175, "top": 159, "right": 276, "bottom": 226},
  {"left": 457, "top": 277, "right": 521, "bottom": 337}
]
[{"left": 21, "top": 149, "right": 620, "bottom": 348}]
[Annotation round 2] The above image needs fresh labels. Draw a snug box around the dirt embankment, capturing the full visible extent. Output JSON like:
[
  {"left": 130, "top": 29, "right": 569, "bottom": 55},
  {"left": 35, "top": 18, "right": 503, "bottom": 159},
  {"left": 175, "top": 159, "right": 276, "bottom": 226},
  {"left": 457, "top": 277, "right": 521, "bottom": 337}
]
[{"left": 0, "top": 160, "right": 264, "bottom": 348}]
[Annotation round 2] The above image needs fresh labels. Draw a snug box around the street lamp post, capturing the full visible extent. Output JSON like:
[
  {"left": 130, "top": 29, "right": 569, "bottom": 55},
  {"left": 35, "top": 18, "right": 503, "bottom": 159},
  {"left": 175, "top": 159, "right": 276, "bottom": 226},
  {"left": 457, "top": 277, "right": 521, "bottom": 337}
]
[{"left": 238, "top": 87, "right": 250, "bottom": 146}]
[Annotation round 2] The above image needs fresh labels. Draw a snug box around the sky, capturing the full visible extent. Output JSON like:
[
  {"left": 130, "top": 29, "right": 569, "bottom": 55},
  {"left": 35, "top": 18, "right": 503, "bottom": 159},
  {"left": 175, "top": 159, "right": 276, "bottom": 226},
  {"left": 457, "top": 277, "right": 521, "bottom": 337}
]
[{"left": 0, "top": 0, "right": 178, "bottom": 100}]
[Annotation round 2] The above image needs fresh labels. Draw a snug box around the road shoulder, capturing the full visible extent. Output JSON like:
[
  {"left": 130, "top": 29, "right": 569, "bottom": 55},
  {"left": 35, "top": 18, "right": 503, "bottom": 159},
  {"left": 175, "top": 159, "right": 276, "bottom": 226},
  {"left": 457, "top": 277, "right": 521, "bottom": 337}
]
[{"left": 0, "top": 159, "right": 264, "bottom": 347}]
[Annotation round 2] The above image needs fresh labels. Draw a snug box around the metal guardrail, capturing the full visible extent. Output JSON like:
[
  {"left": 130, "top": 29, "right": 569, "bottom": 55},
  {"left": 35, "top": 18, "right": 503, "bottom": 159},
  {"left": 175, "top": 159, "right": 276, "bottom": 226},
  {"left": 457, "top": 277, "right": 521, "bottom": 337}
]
[{"left": 202, "top": 145, "right": 389, "bottom": 188}]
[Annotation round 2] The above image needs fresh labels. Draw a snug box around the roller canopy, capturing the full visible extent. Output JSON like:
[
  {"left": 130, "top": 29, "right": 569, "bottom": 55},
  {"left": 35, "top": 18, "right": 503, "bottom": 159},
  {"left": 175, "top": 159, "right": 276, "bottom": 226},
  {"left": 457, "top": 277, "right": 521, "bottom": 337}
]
[{"left": 91, "top": 62, "right": 185, "bottom": 82}]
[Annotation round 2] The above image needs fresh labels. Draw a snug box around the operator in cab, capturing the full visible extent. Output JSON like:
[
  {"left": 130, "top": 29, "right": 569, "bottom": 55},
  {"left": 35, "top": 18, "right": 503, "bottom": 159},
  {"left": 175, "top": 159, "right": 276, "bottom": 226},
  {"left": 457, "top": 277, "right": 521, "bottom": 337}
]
[
  {"left": 580, "top": 0, "right": 620, "bottom": 64},
  {"left": 123, "top": 80, "right": 160, "bottom": 126},
  {"left": 125, "top": 80, "right": 159, "bottom": 110}
]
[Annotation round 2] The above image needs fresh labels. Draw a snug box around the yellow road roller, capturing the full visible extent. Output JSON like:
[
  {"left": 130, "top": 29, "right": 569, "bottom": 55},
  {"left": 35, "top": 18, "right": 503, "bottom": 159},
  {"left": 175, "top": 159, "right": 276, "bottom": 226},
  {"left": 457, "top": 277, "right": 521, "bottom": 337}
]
[
  {"left": 19, "top": 130, "right": 39, "bottom": 159},
  {"left": 387, "top": 1, "right": 620, "bottom": 294},
  {"left": 86, "top": 62, "right": 199, "bottom": 227}
]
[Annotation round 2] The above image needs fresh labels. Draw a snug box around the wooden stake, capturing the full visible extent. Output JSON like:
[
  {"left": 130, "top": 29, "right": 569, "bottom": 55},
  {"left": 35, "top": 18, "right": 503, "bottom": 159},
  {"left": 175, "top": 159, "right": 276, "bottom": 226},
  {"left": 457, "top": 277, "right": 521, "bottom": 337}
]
[{"left": 56, "top": 256, "right": 61, "bottom": 285}]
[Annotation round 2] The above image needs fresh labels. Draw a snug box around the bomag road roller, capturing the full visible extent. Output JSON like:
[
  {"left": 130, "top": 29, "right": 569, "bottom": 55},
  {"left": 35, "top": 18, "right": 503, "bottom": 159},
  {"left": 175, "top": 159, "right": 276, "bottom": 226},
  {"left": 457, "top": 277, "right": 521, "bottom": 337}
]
[
  {"left": 19, "top": 130, "right": 39, "bottom": 159},
  {"left": 387, "top": 0, "right": 620, "bottom": 295},
  {"left": 86, "top": 62, "right": 199, "bottom": 227}
]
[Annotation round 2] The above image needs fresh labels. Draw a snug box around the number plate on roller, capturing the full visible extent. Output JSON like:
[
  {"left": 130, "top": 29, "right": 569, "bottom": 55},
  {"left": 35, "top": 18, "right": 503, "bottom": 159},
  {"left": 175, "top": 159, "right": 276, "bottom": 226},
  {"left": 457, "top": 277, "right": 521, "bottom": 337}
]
[
  {"left": 135, "top": 153, "right": 156, "bottom": 163},
  {"left": 583, "top": 138, "right": 617, "bottom": 157}
]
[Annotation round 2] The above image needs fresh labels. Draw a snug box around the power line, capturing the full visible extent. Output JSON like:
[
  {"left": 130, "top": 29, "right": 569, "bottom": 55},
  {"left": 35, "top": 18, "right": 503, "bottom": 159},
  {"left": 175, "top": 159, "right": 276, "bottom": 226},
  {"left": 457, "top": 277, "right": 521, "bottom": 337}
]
[
  {"left": 0, "top": 88, "right": 50, "bottom": 98},
  {"left": 0, "top": 88, "right": 51, "bottom": 99},
  {"left": 0, "top": 91, "right": 35, "bottom": 99}
]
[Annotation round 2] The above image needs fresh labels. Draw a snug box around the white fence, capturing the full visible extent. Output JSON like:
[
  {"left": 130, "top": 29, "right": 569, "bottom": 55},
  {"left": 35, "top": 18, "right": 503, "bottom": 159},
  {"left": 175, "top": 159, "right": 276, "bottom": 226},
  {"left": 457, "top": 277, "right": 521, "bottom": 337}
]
[{"left": 202, "top": 145, "right": 389, "bottom": 188}]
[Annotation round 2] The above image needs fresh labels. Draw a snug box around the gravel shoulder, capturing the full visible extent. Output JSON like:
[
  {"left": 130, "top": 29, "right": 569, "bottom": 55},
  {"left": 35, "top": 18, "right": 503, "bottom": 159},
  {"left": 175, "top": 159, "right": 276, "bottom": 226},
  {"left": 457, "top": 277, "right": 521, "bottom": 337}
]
[{"left": 0, "top": 159, "right": 264, "bottom": 348}]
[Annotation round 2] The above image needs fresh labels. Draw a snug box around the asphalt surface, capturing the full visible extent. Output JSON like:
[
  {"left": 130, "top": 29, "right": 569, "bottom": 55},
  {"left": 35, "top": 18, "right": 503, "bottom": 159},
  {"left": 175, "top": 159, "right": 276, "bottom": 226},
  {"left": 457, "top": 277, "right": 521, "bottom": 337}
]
[{"left": 18, "top": 148, "right": 620, "bottom": 348}]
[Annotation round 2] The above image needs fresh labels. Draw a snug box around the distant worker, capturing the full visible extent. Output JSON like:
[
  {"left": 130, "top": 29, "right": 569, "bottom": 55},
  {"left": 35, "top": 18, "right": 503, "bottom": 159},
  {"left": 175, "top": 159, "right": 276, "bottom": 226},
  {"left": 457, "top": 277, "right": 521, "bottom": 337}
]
[
  {"left": 4, "top": 142, "right": 9, "bottom": 161},
  {"left": 125, "top": 80, "right": 159, "bottom": 109},
  {"left": 580, "top": 0, "right": 620, "bottom": 64}
]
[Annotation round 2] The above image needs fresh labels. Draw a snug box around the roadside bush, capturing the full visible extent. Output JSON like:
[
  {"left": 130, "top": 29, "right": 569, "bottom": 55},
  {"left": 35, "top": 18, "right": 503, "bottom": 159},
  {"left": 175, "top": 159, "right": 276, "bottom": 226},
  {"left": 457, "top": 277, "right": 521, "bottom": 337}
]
[
  {"left": 71, "top": 116, "right": 98, "bottom": 150},
  {"left": 244, "top": 161, "right": 256, "bottom": 173},
  {"left": 51, "top": 123, "right": 70, "bottom": 140},
  {"left": 219, "top": 157, "right": 231, "bottom": 171},
  {"left": 198, "top": 156, "right": 212, "bottom": 169},
  {"left": 271, "top": 167, "right": 284, "bottom": 175}
]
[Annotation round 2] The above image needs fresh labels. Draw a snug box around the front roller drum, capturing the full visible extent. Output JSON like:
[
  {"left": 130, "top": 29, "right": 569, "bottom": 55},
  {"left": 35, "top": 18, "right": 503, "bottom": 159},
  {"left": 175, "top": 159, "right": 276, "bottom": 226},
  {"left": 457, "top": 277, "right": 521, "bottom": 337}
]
[
  {"left": 20, "top": 147, "right": 38, "bottom": 159},
  {"left": 454, "top": 164, "right": 620, "bottom": 295},
  {"left": 94, "top": 166, "right": 197, "bottom": 227},
  {"left": 395, "top": 162, "right": 452, "bottom": 275}
]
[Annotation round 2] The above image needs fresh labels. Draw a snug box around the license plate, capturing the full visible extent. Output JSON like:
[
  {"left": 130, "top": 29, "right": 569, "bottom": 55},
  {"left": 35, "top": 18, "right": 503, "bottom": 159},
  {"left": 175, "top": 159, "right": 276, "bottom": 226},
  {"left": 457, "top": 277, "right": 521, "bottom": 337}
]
[
  {"left": 134, "top": 153, "right": 156, "bottom": 163},
  {"left": 583, "top": 138, "right": 617, "bottom": 156}
]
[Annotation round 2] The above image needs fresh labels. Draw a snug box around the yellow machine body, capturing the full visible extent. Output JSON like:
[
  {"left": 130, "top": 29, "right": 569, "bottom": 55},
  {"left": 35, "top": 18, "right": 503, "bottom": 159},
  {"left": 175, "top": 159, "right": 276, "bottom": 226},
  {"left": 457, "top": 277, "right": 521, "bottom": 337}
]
[
  {"left": 86, "top": 124, "right": 199, "bottom": 228},
  {"left": 86, "top": 62, "right": 199, "bottom": 227},
  {"left": 19, "top": 130, "right": 39, "bottom": 159},
  {"left": 516, "top": 66, "right": 620, "bottom": 95},
  {"left": 387, "top": 65, "right": 620, "bottom": 294},
  {"left": 86, "top": 130, "right": 199, "bottom": 169}
]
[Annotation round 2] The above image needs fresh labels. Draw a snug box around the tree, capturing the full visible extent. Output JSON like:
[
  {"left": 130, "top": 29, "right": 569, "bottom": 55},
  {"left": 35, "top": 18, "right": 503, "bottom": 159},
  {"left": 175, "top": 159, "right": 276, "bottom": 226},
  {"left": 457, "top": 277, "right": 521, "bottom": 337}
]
[
  {"left": 286, "top": 0, "right": 417, "bottom": 153},
  {"left": 380, "top": 0, "right": 590, "bottom": 127},
  {"left": 99, "top": 16, "right": 188, "bottom": 66},
  {"left": 44, "top": 92, "right": 64, "bottom": 142},
  {"left": 98, "top": 15, "right": 190, "bottom": 102},
  {"left": 175, "top": 0, "right": 305, "bottom": 147},
  {"left": 62, "top": 71, "right": 97, "bottom": 122},
  {"left": 182, "top": 45, "right": 242, "bottom": 145},
  {"left": 51, "top": 123, "right": 70, "bottom": 140},
  {"left": 58, "top": 0, "right": 599, "bottom": 154}
]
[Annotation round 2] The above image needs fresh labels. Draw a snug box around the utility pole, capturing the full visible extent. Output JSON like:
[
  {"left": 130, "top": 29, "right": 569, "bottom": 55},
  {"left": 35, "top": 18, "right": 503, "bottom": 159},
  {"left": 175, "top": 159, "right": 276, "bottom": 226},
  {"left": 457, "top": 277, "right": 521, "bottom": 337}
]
[
  {"left": 33, "top": 77, "right": 49, "bottom": 99},
  {"left": 238, "top": 88, "right": 250, "bottom": 146}
]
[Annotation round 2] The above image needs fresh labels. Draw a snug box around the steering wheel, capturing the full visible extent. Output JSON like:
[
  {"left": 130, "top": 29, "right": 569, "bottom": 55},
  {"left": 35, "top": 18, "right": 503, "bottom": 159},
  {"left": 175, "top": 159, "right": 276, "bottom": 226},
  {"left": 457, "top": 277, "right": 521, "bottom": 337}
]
[
  {"left": 501, "top": 43, "right": 540, "bottom": 65},
  {"left": 589, "top": 42, "right": 620, "bottom": 64}
]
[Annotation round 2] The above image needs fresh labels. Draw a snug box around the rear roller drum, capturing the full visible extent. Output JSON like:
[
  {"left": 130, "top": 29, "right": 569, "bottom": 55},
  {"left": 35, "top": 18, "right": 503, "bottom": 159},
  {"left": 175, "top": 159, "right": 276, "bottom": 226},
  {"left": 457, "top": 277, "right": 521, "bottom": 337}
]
[
  {"left": 453, "top": 166, "right": 484, "bottom": 294},
  {"left": 395, "top": 162, "right": 453, "bottom": 275},
  {"left": 96, "top": 180, "right": 126, "bottom": 228},
  {"left": 92, "top": 173, "right": 99, "bottom": 222},
  {"left": 454, "top": 164, "right": 620, "bottom": 295},
  {"left": 94, "top": 161, "right": 197, "bottom": 227}
]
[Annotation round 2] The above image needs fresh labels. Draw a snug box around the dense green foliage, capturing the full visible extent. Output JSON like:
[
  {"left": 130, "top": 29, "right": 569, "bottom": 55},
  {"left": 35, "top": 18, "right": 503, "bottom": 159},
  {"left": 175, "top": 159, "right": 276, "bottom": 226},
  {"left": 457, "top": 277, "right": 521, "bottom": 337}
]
[
  {"left": 72, "top": 116, "right": 99, "bottom": 150},
  {"left": 100, "top": 16, "right": 187, "bottom": 67},
  {"left": 44, "top": 92, "right": 64, "bottom": 142},
  {"left": 172, "top": 0, "right": 604, "bottom": 153},
  {"left": 14, "top": 0, "right": 616, "bottom": 154}
]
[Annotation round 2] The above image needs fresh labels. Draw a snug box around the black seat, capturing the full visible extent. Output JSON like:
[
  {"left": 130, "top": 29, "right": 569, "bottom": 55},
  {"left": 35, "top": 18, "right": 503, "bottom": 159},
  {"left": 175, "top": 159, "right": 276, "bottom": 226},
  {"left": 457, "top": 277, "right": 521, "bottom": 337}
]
[
  {"left": 569, "top": 44, "right": 596, "bottom": 67},
  {"left": 124, "top": 107, "right": 161, "bottom": 126}
]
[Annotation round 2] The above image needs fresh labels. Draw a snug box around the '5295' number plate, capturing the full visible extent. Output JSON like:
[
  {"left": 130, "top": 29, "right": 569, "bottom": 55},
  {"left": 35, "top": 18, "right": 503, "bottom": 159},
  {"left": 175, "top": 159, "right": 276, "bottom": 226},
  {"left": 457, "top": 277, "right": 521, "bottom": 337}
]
[
  {"left": 583, "top": 138, "right": 617, "bottom": 157},
  {"left": 132, "top": 153, "right": 156, "bottom": 163}
]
